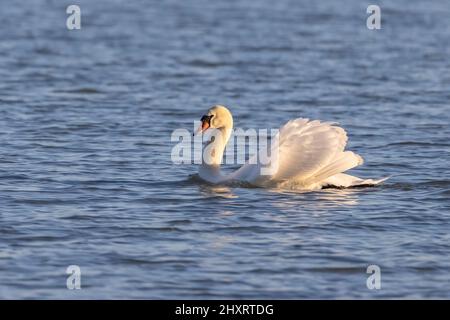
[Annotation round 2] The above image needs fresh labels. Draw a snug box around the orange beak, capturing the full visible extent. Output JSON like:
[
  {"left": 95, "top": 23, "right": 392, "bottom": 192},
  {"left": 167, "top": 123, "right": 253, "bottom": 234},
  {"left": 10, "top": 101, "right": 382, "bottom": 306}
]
[
  {"left": 194, "top": 115, "right": 212, "bottom": 136},
  {"left": 201, "top": 120, "right": 210, "bottom": 132}
]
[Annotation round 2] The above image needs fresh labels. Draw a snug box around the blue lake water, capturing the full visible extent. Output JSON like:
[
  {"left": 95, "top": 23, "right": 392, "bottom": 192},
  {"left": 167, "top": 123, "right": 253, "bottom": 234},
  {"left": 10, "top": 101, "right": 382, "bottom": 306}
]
[{"left": 0, "top": 0, "right": 449, "bottom": 299}]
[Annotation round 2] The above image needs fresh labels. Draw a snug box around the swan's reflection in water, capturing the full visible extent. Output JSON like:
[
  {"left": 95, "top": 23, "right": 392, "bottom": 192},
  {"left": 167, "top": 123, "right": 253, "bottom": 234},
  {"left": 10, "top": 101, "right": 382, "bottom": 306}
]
[
  {"left": 197, "top": 181, "right": 361, "bottom": 214},
  {"left": 267, "top": 187, "right": 360, "bottom": 211},
  {"left": 209, "top": 235, "right": 234, "bottom": 250},
  {"left": 198, "top": 185, "right": 239, "bottom": 199},
  {"left": 195, "top": 184, "right": 364, "bottom": 256}
]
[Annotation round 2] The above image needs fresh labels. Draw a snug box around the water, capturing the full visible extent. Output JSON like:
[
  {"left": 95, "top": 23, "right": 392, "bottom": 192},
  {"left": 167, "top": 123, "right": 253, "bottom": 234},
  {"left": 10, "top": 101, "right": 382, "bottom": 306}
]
[{"left": 1, "top": 0, "right": 449, "bottom": 299}]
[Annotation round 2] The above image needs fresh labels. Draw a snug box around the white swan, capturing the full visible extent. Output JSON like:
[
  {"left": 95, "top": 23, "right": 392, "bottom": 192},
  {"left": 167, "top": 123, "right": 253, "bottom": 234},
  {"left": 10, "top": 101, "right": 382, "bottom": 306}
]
[{"left": 194, "top": 105, "right": 388, "bottom": 190}]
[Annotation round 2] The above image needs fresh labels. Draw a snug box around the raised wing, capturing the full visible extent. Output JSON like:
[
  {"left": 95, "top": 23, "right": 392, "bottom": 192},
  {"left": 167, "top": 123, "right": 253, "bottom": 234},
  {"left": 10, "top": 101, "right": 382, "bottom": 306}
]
[{"left": 231, "top": 118, "right": 363, "bottom": 186}]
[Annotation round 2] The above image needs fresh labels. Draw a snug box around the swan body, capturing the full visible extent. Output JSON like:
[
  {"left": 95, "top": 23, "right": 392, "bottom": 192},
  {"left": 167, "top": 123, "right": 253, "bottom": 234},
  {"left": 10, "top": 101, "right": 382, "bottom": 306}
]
[{"left": 195, "top": 105, "right": 388, "bottom": 190}]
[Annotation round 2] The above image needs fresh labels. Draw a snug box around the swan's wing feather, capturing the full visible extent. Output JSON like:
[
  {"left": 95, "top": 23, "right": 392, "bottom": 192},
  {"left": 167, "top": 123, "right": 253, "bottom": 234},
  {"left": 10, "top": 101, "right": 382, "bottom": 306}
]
[
  {"left": 302, "top": 151, "right": 363, "bottom": 185},
  {"left": 269, "top": 118, "right": 352, "bottom": 182},
  {"left": 230, "top": 118, "right": 363, "bottom": 186}
]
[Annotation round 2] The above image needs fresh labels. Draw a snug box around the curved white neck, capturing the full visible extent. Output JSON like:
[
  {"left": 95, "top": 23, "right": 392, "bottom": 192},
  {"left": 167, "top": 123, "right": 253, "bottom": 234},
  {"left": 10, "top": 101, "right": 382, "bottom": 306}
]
[{"left": 199, "top": 126, "right": 232, "bottom": 182}]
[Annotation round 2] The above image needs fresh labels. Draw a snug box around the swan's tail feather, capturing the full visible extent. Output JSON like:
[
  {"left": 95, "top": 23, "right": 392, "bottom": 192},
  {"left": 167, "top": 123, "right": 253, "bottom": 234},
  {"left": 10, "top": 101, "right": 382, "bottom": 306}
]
[
  {"left": 350, "top": 176, "right": 390, "bottom": 186},
  {"left": 322, "top": 173, "right": 390, "bottom": 188}
]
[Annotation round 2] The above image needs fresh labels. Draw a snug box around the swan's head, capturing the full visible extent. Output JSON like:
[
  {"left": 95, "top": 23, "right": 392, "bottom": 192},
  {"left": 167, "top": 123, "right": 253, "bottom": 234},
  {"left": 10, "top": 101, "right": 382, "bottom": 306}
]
[{"left": 195, "top": 105, "right": 233, "bottom": 135}]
